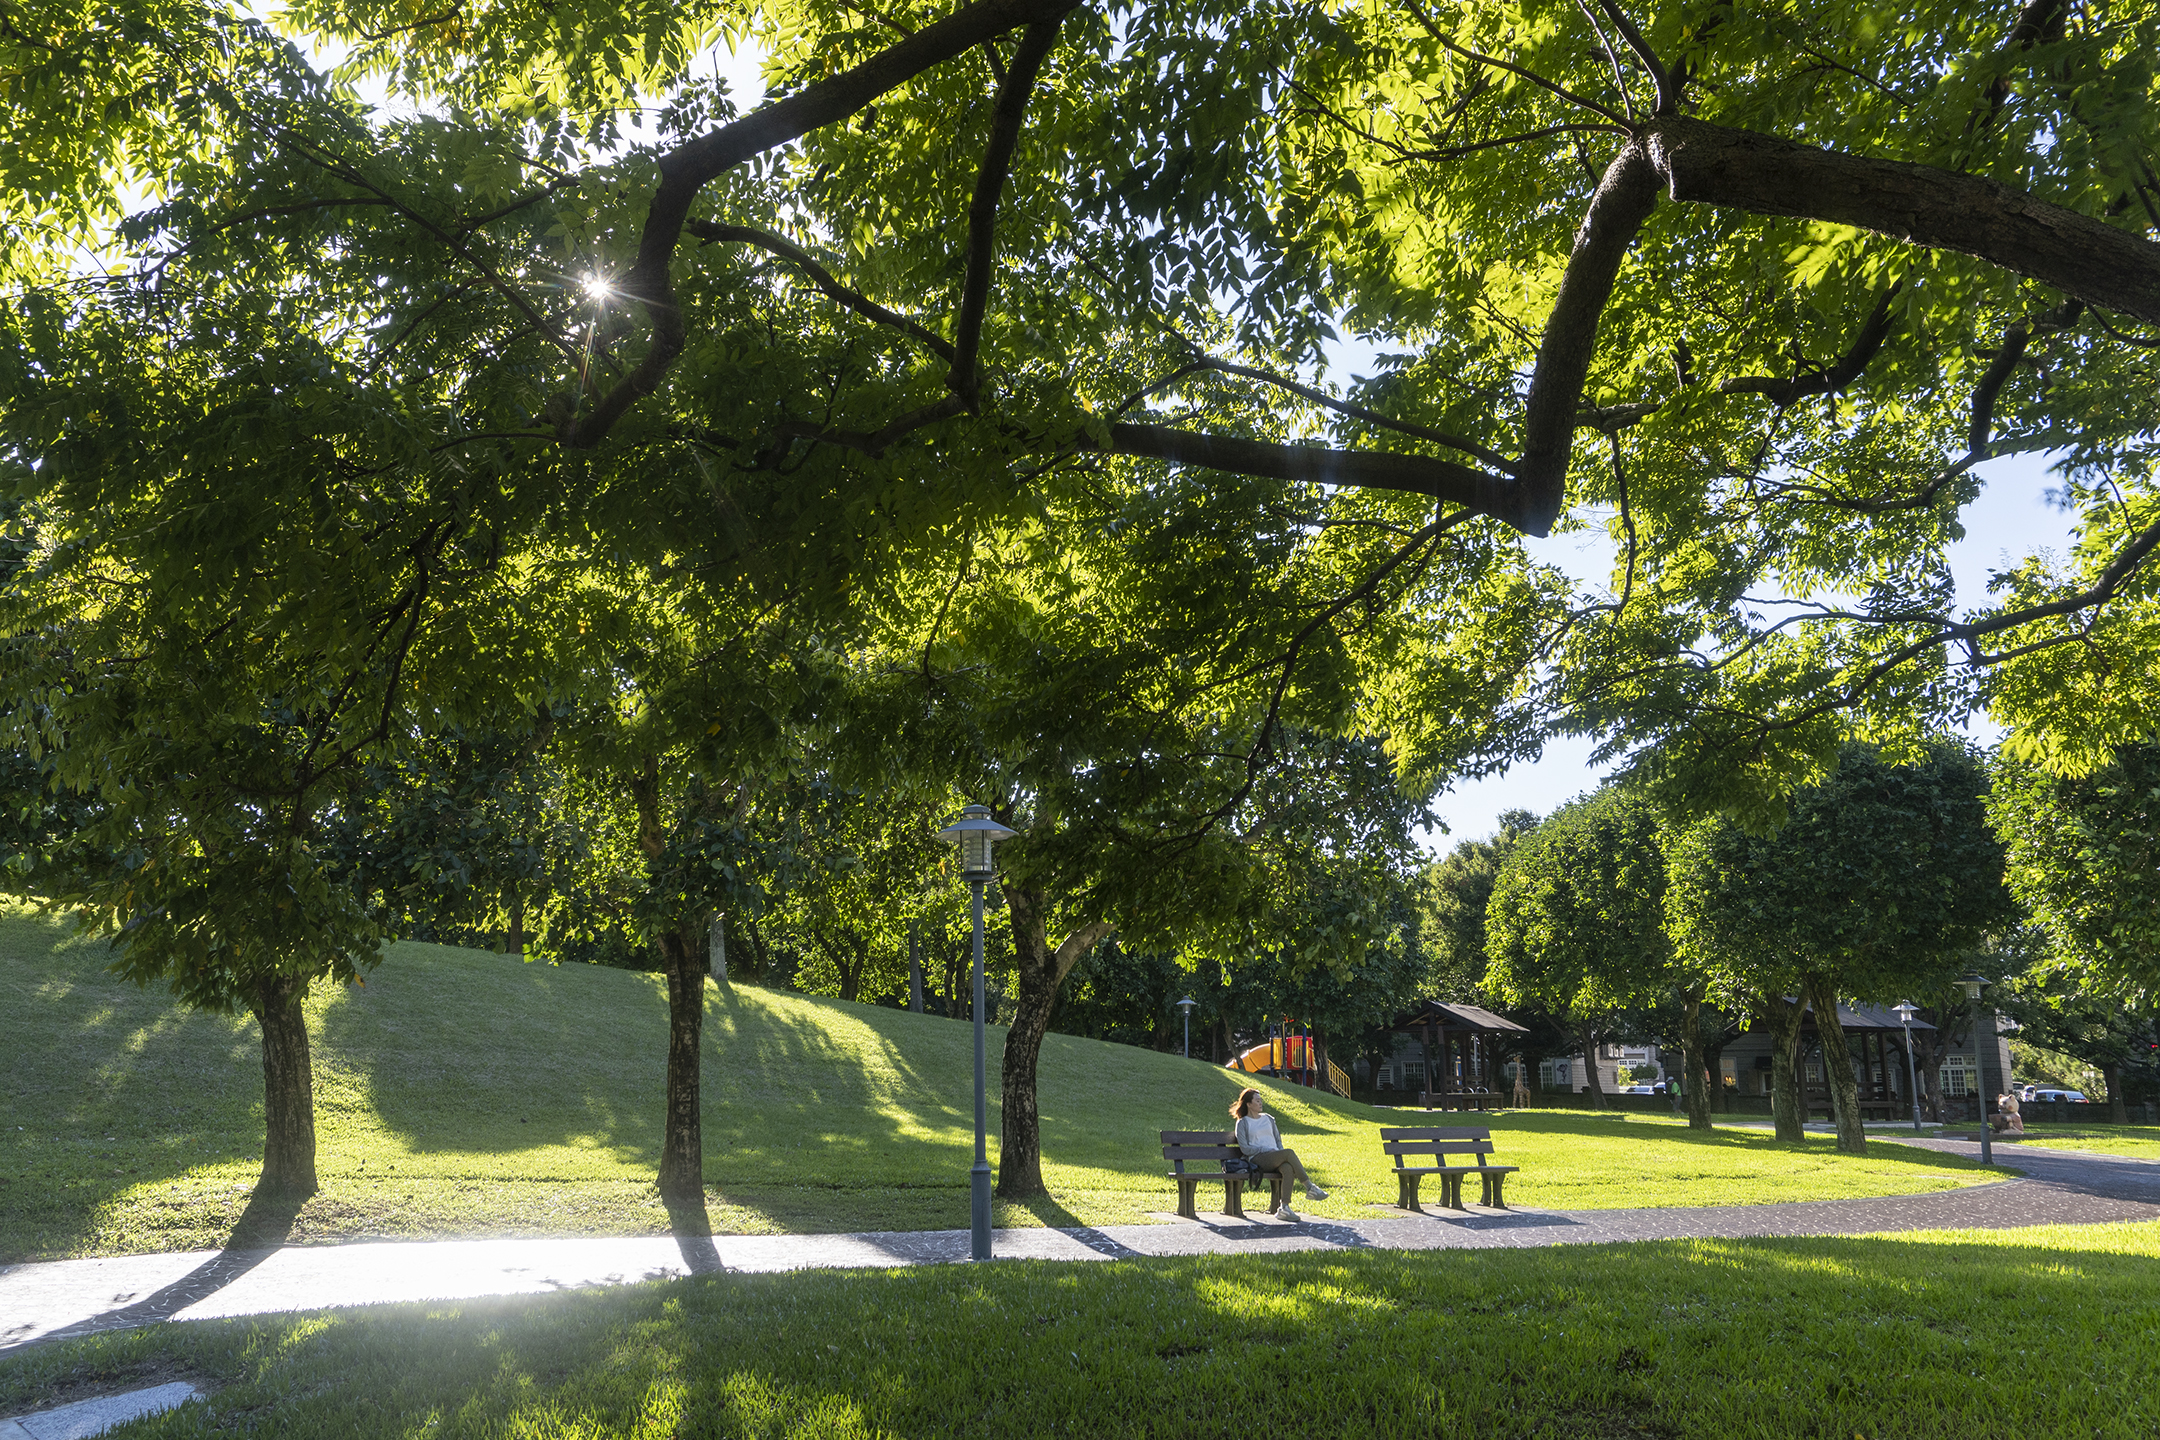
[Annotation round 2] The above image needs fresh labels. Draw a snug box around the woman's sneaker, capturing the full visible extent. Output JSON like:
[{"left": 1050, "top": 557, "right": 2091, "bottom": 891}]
[
  {"left": 1305, "top": 1183, "right": 1329, "bottom": 1201},
  {"left": 1273, "top": 1203, "right": 1301, "bottom": 1223}
]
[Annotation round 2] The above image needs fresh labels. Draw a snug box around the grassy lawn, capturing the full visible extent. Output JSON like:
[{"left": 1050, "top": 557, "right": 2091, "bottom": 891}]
[
  {"left": 3, "top": 905, "right": 1992, "bottom": 1261},
  {"left": 2000, "top": 1124, "right": 2160, "bottom": 1160},
  {"left": 4, "top": 1221, "right": 2155, "bottom": 1438}
]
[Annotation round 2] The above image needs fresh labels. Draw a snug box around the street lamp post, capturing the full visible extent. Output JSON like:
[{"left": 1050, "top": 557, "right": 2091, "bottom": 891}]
[
  {"left": 1892, "top": 1001, "right": 1924, "bottom": 1134},
  {"left": 1177, "top": 996, "right": 1197, "bottom": 1059},
  {"left": 1958, "top": 973, "right": 1994, "bottom": 1166},
  {"left": 937, "top": 803, "right": 1018, "bottom": 1262}
]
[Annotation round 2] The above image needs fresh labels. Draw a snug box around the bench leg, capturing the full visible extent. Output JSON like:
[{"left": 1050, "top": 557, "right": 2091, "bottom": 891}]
[
  {"left": 1222, "top": 1179, "right": 1245, "bottom": 1220},
  {"left": 1177, "top": 1180, "right": 1198, "bottom": 1221},
  {"left": 1439, "top": 1173, "right": 1466, "bottom": 1211},
  {"left": 1397, "top": 1172, "right": 1423, "bottom": 1212},
  {"left": 1481, "top": 1172, "right": 1508, "bottom": 1208}
]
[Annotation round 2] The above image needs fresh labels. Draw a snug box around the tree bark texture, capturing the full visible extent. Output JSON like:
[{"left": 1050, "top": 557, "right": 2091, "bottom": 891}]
[
  {"left": 1577, "top": 1021, "right": 1609, "bottom": 1110},
  {"left": 996, "top": 883, "right": 1113, "bottom": 1199},
  {"left": 1763, "top": 996, "right": 1808, "bottom": 1143},
  {"left": 908, "top": 922, "right": 924, "bottom": 1014},
  {"left": 631, "top": 757, "right": 708, "bottom": 1205},
  {"left": 1643, "top": 116, "right": 2160, "bottom": 325},
  {"left": 1806, "top": 977, "right": 1868, "bottom": 1155},
  {"left": 1680, "top": 991, "right": 1713, "bottom": 1131},
  {"left": 248, "top": 974, "right": 319, "bottom": 1195},
  {"left": 2105, "top": 1062, "right": 2128, "bottom": 1125},
  {"left": 655, "top": 925, "right": 708, "bottom": 1201}
]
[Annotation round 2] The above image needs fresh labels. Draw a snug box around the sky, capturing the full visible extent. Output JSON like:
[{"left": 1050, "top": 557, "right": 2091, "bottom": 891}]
[{"left": 1416, "top": 448, "right": 2080, "bottom": 853}]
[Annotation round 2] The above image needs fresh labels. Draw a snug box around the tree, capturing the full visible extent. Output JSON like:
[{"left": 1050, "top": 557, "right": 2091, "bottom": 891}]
[
  {"left": 1990, "top": 743, "right": 2160, "bottom": 1006},
  {"left": 1485, "top": 786, "right": 1680, "bottom": 1116},
  {"left": 1420, "top": 809, "right": 1539, "bottom": 1001},
  {"left": 14, "top": 0, "right": 2159, "bottom": 823},
  {"left": 1666, "top": 742, "right": 2012, "bottom": 1151}
]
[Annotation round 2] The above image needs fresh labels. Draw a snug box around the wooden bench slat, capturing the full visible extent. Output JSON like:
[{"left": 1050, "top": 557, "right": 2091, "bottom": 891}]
[
  {"left": 1380, "top": 1127, "right": 1494, "bottom": 1140},
  {"left": 1381, "top": 1140, "right": 1493, "bottom": 1154}
]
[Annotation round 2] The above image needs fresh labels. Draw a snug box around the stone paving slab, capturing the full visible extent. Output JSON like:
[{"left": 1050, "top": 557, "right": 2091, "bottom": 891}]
[
  {"left": 3, "top": 1138, "right": 2153, "bottom": 1355},
  {"left": 2, "top": 1382, "right": 202, "bottom": 1439}
]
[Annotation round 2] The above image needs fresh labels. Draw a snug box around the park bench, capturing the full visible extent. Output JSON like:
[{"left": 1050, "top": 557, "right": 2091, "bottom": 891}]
[
  {"left": 1418, "top": 1091, "right": 1502, "bottom": 1111},
  {"left": 1160, "top": 1130, "right": 1294, "bottom": 1220},
  {"left": 1380, "top": 1125, "right": 1519, "bottom": 1212}
]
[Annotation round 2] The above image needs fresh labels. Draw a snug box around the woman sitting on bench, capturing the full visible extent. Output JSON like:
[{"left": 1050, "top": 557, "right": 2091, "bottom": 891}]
[{"left": 1231, "top": 1088, "right": 1329, "bottom": 1219}]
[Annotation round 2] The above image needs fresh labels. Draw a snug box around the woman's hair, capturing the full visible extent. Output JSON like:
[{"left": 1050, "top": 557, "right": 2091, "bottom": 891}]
[{"left": 1231, "top": 1088, "right": 1261, "bottom": 1119}]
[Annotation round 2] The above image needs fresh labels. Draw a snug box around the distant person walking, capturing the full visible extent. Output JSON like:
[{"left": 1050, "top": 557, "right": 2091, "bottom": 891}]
[{"left": 1231, "top": 1088, "right": 1328, "bottom": 1221}]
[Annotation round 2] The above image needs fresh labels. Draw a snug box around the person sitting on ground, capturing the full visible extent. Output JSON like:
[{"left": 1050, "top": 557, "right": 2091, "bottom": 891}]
[
  {"left": 1230, "top": 1088, "right": 1328, "bottom": 1221},
  {"left": 1993, "top": 1090, "right": 2025, "bottom": 1134}
]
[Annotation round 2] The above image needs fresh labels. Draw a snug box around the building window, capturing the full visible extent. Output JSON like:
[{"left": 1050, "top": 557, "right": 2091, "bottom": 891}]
[
  {"left": 1941, "top": 1060, "right": 1972, "bottom": 1098},
  {"left": 1540, "top": 1058, "right": 1571, "bottom": 1089}
]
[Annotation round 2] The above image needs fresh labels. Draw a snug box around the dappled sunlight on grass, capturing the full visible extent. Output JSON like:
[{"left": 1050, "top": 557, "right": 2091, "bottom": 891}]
[{"left": 4, "top": 1223, "right": 2156, "bottom": 1439}]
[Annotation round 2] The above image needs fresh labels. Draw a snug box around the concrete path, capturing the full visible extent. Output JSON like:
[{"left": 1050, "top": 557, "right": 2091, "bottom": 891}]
[{"left": 4, "top": 1138, "right": 2155, "bottom": 1355}]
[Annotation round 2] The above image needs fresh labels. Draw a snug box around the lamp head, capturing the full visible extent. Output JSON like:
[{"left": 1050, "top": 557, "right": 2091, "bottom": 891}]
[
  {"left": 1957, "top": 972, "right": 1988, "bottom": 1003},
  {"left": 1177, "top": 995, "right": 1197, "bottom": 1013},
  {"left": 1892, "top": 1001, "right": 1918, "bottom": 1025},
  {"left": 936, "top": 803, "right": 1018, "bottom": 882}
]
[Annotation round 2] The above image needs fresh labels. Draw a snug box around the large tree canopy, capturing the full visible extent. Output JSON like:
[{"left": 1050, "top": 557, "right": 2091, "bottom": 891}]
[
  {"left": 1666, "top": 741, "right": 2012, "bottom": 1149},
  {"left": 6, "top": 0, "right": 2158, "bottom": 813}
]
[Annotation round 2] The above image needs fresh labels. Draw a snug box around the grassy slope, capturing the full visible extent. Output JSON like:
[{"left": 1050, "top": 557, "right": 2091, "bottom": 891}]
[
  {"left": 4, "top": 1221, "right": 2157, "bottom": 1439},
  {"left": 2, "top": 907, "right": 1988, "bottom": 1261}
]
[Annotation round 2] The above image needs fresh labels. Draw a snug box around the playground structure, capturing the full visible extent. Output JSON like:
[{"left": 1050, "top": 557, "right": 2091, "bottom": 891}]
[{"left": 1230, "top": 1016, "right": 1353, "bottom": 1096}]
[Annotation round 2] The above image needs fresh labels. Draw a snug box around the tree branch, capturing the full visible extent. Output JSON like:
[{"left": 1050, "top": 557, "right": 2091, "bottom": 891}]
[
  {"left": 686, "top": 219, "right": 955, "bottom": 361},
  {"left": 950, "top": 17, "right": 1064, "bottom": 407},
  {"left": 1515, "top": 138, "right": 1661, "bottom": 535},
  {"left": 1091, "top": 422, "right": 1525, "bottom": 525},
  {"left": 565, "top": 0, "right": 1080, "bottom": 448},
  {"left": 1644, "top": 116, "right": 2160, "bottom": 324},
  {"left": 1719, "top": 281, "right": 1903, "bottom": 406}
]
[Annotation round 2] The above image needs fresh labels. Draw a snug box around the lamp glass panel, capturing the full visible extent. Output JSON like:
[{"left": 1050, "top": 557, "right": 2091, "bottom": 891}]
[{"left": 964, "top": 830, "right": 992, "bottom": 873}]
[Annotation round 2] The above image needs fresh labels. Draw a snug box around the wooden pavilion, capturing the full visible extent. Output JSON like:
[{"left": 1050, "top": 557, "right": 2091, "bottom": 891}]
[
  {"left": 1792, "top": 999, "right": 1938, "bottom": 1121},
  {"left": 1387, "top": 1001, "right": 1532, "bottom": 1111}
]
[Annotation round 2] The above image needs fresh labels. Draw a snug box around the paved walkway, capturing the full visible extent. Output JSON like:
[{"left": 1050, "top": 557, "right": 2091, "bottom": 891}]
[{"left": 5, "top": 1138, "right": 2155, "bottom": 1354}]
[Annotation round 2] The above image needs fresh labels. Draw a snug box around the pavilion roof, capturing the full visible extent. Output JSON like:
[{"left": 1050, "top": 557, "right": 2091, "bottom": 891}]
[{"left": 1389, "top": 1000, "right": 1531, "bottom": 1034}]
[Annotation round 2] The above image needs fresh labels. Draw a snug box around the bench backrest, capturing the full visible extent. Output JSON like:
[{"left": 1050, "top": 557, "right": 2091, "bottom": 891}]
[
  {"left": 1379, "top": 1126, "right": 1497, "bottom": 1169},
  {"left": 1160, "top": 1129, "right": 1241, "bottom": 1173}
]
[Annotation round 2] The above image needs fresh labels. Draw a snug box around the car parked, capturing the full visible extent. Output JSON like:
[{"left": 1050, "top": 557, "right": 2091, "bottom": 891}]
[{"left": 2024, "top": 1088, "right": 2088, "bottom": 1104}]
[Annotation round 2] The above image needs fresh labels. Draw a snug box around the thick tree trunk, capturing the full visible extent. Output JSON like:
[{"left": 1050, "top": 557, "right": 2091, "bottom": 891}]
[
  {"left": 1680, "top": 991, "right": 1712, "bottom": 1131},
  {"left": 508, "top": 887, "right": 525, "bottom": 956},
  {"left": 995, "top": 883, "right": 1111, "bottom": 1199},
  {"left": 1763, "top": 996, "right": 1808, "bottom": 1144},
  {"left": 1701, "top": 1033, "right": 1731, "bottom": 1114},
  {"left": 908, "top": 923, "right": 923, "bottom": 1013},
  {"left": 630, "top": 757, "right": 707, "bottom": 1207},
  {"left": 2105, "top": 1062, "right": 2128, "bottom": 1124},
  {"left": 1807, "top": 977, "right": 1867, "bottom": 1155},
  {"left": 656, "top": 926, "right": 707, "bottom": 1201},
  {"left": 248, "top": 974, "right": 318, "bottom": 1195},
  {"left": 1578, "top": 1021, "right": 1608, "bottom": 1110}
]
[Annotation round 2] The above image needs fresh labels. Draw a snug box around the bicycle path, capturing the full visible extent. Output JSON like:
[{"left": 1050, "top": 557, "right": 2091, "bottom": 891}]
[{"left": 5, "top": 1137, "right": 2154, "bottom": 1354}]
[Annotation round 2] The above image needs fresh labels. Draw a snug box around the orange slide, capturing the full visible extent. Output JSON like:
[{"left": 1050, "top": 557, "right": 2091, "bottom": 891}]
[{"left": 1231, "top": 1036, "right": 1313, "bottom": 1073}]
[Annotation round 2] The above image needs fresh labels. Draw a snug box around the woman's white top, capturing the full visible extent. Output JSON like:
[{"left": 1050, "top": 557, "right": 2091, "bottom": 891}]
[{"left": 1235, "top": 1115, "right": 1284, "bottom": 1154}]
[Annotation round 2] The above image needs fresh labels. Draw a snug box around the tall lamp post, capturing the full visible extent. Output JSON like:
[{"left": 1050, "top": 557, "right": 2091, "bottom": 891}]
[
  {"left": 1958, "top": 973, "right": 1994, "bottom": 1166},
  {"left": 1177, "top": 996, "right": 1197, "bottom": 1059},
  {"left": 937, "top": 803, "right": 1017, "bottom": 1262},
  {"left": 1892, "top": 1001, "right": 1924, "bottom": 1134}
]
